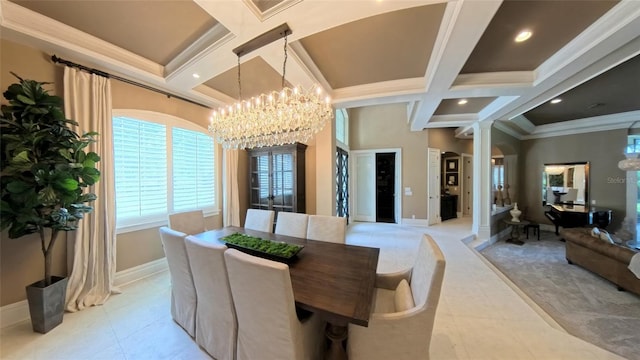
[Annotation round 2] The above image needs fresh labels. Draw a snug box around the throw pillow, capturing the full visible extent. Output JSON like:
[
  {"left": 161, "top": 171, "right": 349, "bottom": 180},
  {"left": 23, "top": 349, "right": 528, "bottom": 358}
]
[
  {"left": 599, "top": 230, "right": 614, "bottom": 244},
  {"left": 394, "top": 279, "right": 415, "bottom": 312}
]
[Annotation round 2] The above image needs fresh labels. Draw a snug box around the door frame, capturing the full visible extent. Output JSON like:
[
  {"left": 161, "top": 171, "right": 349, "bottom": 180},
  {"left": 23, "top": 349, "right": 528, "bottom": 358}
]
[
  {"left": 350, "top": 148, "right": 402, "bottom": 223},
  {"left": 461, "top": 153, "right": 473, "bottom": 217}
]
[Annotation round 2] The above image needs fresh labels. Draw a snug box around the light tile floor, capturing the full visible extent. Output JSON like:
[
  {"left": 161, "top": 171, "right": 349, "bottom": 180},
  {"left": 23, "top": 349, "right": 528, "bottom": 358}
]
[{"left": 0, "top": 218, "right": 624, "bottom": 359}]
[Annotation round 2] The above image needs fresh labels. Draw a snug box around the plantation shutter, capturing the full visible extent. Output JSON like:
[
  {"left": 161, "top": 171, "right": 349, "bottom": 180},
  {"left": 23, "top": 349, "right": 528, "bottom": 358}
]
[
  {"left": 113, "top": 116, "right": 168, "bottom": 223},
  {"left": 172, "top": 128, "right": 216, "bottom": 211}
]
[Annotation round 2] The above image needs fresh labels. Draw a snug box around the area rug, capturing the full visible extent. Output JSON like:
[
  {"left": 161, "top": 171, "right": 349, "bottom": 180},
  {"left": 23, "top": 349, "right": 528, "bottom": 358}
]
[{"left": 480, "top": 231, "right": 640, "bottom": 360}]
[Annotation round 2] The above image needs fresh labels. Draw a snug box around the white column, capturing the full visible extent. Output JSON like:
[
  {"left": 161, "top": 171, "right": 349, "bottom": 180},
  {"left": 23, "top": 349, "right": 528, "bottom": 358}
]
[{"left": 472, "top": 120, "right": 494, "bottom": 240}]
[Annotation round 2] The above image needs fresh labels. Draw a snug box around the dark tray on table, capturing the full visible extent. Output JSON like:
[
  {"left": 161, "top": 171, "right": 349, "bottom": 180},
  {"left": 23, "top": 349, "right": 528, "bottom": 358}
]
[{"left": 221, "top": 233, "right": 304, "bottom": 264}]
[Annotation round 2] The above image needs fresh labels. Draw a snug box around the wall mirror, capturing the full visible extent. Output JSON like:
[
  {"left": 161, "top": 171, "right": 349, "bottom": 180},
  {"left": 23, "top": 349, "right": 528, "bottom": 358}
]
[{"left": 542, "top": 162, "right": 589, "bottom": 206}]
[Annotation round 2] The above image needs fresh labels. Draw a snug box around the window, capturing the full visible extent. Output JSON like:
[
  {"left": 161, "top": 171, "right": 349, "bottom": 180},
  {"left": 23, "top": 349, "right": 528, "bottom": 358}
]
[
  {"left": 335, "top": 108, "right": 348, "bottom": 147},
  {"left": 113, "top": 112, "right": 216, "bottom": 231}
]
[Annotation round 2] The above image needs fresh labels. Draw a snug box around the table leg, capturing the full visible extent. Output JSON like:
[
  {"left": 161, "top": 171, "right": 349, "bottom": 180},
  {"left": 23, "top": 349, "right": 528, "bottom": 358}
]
[
  {"left": 324, "top": 323, "right": 348, "bottom": 360},
  {"left": 506, "top": 224, "right": 524, "bottom": 245}
]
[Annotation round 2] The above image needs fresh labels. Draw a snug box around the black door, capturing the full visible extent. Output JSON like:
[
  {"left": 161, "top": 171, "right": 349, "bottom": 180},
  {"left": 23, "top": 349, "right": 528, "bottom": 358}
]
[{"left": 376, "top": 153, "right": 395, "bottom": 223}]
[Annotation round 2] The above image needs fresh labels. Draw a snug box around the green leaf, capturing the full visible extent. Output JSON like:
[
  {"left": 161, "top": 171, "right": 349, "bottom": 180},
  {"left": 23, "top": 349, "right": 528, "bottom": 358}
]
[
  {"left": 16, "top": 94, "right": 35, "bottom": 105},
  {"left": 56, "top": 178, "right": 79, "bottom": 191},
  {"left": 6, "top": 181, "right": 32, "bottom": 193}
]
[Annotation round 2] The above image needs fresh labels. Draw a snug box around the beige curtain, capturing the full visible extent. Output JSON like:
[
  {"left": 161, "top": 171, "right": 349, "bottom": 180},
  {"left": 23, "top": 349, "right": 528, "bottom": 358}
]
[
  {"left": 63, "top": 67, "right": 118, "bottom": 312},
  {"left": 223, "top": 149, "right": 240, "bottom": 227}
]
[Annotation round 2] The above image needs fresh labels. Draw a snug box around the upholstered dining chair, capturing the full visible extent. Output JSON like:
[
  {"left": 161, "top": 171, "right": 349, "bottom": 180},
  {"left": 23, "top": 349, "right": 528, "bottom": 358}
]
[
  {"left": 158, "top": 227, "right": 197, "bottom": 337},
  {"left": 184, "top": 236, "right": 237, "bottom": 360},
  {"left": 224, "top": 249, "right": 325, "bottom": 360},
  {"left": 347, "top": 234, "right": 446, "bottom": 360},
  {"left": 168, "top": 210, "right": 206, "bottom": 235},
  {"left": 244, "top": 209, "right": 275, "bottom": 233},
  {"left": 275, "top": 212, "right": 309, "bottom": 238},
  {"left": 306, "top": 215, "right": 347, "bottom": 243}
]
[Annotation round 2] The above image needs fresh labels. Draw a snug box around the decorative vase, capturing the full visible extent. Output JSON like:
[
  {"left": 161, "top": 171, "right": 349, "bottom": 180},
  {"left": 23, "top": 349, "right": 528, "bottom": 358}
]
[{"left": 510, "top": 203, "right": 522, "bottom": 222}]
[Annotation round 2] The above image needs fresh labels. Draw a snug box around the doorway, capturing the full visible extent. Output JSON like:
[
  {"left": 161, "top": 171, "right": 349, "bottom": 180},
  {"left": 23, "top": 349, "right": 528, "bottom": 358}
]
[{"left": 376, "top": 153, "right": 395, "bottom": 223}]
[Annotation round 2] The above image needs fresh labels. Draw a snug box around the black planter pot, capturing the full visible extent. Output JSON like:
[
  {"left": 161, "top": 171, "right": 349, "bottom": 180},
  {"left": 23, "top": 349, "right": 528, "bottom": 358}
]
[{"left": 26, "top": 276, "right": 68, "bottom": 333}]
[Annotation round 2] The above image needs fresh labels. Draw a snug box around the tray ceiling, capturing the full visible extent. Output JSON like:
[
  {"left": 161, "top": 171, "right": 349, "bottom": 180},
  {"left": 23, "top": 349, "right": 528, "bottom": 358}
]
[{"left": 2, "top": 0, "right": 639, "bottom": 138}]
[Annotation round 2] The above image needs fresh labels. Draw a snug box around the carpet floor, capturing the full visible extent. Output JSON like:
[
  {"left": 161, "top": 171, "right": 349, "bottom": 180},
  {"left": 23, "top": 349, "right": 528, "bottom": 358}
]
[{"left": 480, "top": 230, "right": 640, "bottom": 360}]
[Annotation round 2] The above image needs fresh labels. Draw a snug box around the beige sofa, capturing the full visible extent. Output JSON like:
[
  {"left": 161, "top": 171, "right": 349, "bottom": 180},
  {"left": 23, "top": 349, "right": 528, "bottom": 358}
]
[{"left": 561, "top": 228, "right": 640, "bottom": 297}]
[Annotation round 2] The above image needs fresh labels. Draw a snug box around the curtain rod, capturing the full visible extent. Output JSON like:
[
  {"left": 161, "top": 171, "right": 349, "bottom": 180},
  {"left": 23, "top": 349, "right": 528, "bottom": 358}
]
[{"left": 51, "top": 55, "right": 211, "bottom": 110}]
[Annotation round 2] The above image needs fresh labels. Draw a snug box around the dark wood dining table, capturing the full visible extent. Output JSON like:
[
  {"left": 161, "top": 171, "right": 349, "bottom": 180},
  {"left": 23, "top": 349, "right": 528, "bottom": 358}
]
[{"left": 191, "top": 226, "right": 380, "bottom": 360}]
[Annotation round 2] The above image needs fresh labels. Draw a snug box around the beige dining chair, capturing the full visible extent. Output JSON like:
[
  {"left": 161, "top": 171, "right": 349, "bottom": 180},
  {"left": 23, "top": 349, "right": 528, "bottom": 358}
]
[
  {"left": 275, "top": 212, "right": 309, "bottom": 238},
  {"left": 184, "top": 236, "right": 237, "bottom": 360},
  {"left": 168, "top": 210, "right": 206, "bottom": 235},
  {"left": 158, "top": 227, "right": 197, "bottom": 337},
  {"left": 347, "top": 234, "right": 446, "bottom": 360},
  {"left": 306, "top": 215, "right": 347, "bottom": 243},
  {"left": 244, "top": 209, "right": 275, "bottom": 233},
  {"left": 224, "top": 249, "right": 325, "bottom": 360}
]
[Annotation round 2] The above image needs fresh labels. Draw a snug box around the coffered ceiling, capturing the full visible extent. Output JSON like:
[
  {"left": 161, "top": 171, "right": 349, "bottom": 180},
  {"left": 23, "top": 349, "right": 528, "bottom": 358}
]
[{"left": 1, "top": 0, "right": 639, "bottom": 139}]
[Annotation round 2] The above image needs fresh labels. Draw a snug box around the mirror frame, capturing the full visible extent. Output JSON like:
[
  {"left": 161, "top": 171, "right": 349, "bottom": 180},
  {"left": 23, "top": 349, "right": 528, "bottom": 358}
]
[{"left": 542, "top": 162, "right": 590, "bottom": 206}]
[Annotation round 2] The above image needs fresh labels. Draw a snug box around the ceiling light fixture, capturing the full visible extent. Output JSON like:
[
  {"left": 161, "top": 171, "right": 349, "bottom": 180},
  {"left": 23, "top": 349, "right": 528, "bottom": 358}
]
[
  {"left": 618, "top": 145, "right": 640, "bottom": 171},
  {"left": 458, "top": 99, "right": 468, "bottom": 105},
  {"left": 550, "top": 98, "right": 562, "bottom": 104},
  {"left": 192, "top": 73, "right": 200, "bottom": 79},
  {"left": 515, "top": 30, "right": 532, "bottom": 43},
  {"left": 208, "top": 24, "right": 332, "bottom": 149}
]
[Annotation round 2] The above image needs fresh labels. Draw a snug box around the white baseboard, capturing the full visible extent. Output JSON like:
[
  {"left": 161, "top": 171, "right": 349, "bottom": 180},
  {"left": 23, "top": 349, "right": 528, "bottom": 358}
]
[
  {"left": 401, "top": 218, "right": 429, "bottom": 227},
  {"left": 1, "top": 257, "right": 168, "bottom": 329},
  {"left": 114, "top": 257, "right": 168, "bottom": 287},
  {"left": 470, "top": 227, "right": 510, "bottom": 251}
]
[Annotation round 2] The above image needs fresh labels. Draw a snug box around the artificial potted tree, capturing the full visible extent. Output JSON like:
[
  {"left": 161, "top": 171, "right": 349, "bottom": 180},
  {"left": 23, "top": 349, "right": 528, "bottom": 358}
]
[{"left": 0, "top": 73, "right": 100, "bottom": 333}]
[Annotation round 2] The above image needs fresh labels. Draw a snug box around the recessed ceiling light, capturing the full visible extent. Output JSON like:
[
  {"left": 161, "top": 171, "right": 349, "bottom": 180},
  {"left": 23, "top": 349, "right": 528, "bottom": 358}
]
[
  {"left": 192, "top": 73, "right": 200, "bottom": 79},
  {"left": 550, "top": 98, "right": 562, "bottom": 104},
  {"left": 515, "top": 30, "right": 532, "bottom": 43},
  {"left": 458, "top": 99, "right": 468, "bottom": 105}
]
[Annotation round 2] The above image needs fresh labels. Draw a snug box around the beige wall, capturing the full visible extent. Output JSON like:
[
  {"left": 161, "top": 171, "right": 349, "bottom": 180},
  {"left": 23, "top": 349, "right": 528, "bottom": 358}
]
[
  {"left": 0, "top": 39, "right": 223, "bottom": 306},
  {"left": 428, "top": 128, "right": 473, "bottom": 155},
  {"left": 350, "top": 104, "right": 429, "bottom": 219},
  {"left": 520, "top": 129, "right": 627, "bottom": 230}
]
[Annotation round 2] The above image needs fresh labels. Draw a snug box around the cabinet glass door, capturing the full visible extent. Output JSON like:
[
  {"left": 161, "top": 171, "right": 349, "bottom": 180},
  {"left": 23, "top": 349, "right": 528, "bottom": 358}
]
[
  {"left": 250, "top": 154, "right": 270, "bottom": 209},
  {"left": 271, "top": 152, "right": 294, "bottom": 213}
]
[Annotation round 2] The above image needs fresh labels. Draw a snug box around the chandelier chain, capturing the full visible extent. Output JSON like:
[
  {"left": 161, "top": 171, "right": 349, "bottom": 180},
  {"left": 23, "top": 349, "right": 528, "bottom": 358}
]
[
  {"left": 237, "top": 55, "right": 242, "bottom": 100},
  {"left": 282, "top": 33, "right": 288, "bottom": 89}
]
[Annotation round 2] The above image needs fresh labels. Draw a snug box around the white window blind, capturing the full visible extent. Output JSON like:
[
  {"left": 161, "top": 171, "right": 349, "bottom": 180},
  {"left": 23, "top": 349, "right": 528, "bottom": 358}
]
[
  {"left": 113, "top": 116, "right": 168, "bottom": 223},
  {"left": 172, "top": 128, "right": 215, "bottom": 211}
]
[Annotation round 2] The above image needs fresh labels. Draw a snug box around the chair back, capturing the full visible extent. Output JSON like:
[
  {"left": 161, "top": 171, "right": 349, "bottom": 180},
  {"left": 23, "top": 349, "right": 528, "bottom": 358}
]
[
  {"left": 224, "top": 249, "right": 304, "bottom": 360},
  {"left": 158, "top": 226, "right": 197, "bottom": 337},
  {"left": 306, "top": 215, "right": 346, "bottom": 243},
  {"left": 275, "top": 212, "right": 309, "bottom": 238},
  {"left": 244, "top": 209, "right": 275, "bottom": 233},
  {"left": 169, "top": 210, "right": 206, "bottom": 235},
  {"left": 185, "top": 236, "right": 236, "bottom": 360},
  {"left": 411, "top": 235, "right": 446, "bottom": 311},
  {"left": 347, "top": 234, "right": 445, "bottom": 360}
]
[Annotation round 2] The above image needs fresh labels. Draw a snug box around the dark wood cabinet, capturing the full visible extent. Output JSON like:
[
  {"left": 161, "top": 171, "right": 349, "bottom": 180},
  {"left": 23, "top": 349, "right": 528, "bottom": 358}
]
[
  {"left": 441, "top": 195, "right": 458, "bottom": 221},
  {"left": 248, "top": 143, "right": 306, "bottom": 217}
]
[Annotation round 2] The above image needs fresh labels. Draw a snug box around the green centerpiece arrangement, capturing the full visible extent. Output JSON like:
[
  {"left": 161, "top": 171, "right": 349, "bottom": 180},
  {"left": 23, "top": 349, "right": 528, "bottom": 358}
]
[{"left": 222, "top": 233, "right": 303, "bottom": 261}]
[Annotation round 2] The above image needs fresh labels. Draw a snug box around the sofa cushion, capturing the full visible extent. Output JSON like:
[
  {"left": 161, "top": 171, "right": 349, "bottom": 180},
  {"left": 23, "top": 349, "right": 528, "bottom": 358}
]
[
  {"left": 394, "top": 279, "right": 415, "bottom": 312},
  {"left": 561, "top": 228, "right": 635, "bottom": 264}
]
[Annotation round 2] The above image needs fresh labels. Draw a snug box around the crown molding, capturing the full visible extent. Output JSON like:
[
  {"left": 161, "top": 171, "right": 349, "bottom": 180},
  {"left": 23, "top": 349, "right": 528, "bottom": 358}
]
[
  {"left": 523, "top": 110, "right": 640, "bottom": 140},
  {"left": 427, "top": 113, "right": 476, "bottom": 128},
  {"left": 242, "top": 0, "right": 303, "bottom": 22},
  {"left": 451, "top": 71, "right": 534, "bottom": 90},
  {"left": 535, "top": 0, "right": 640, "bottom": 86},
  {"left": 493, "top": 121, "right": 525, "bottom": 140},
  {"left": 332, "top": 78, "right": 425, "bottom": 108},
  {"left": 0, "top": 1, "right": 163, "bottom": 77},
  {"left": 165, "top": 24, "right": 234, "bottom": 80}
]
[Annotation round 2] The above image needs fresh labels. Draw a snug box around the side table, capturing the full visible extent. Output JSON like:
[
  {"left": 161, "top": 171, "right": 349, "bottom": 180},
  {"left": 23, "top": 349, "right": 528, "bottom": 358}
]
[{"left": 503, "top": 219, "right": 530, "bottom": 245}]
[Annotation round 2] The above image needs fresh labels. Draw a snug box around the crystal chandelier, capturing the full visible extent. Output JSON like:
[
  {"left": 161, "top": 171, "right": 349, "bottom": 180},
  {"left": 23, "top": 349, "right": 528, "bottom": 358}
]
[
  {"left": 208, "top": 24, "right": 333, "bottom": 149},
  {"left": 618, "top": 145, "right": 640, "bottom": 171}
]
